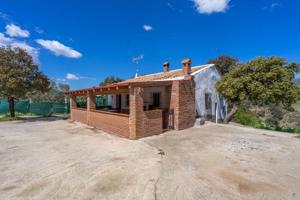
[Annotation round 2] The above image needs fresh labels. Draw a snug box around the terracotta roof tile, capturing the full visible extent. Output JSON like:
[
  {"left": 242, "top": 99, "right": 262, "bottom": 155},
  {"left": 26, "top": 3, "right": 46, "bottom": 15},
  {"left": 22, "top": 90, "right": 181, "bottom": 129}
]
[{"left": 120, "top": 65, "right": 209, "bottom": 84}]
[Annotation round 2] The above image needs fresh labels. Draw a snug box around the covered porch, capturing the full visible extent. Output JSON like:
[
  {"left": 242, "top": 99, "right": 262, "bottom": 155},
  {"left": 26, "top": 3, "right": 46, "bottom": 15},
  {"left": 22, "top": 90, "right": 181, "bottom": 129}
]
[{"left": 67, "top": 80, "right": 184, "bottom": 139}]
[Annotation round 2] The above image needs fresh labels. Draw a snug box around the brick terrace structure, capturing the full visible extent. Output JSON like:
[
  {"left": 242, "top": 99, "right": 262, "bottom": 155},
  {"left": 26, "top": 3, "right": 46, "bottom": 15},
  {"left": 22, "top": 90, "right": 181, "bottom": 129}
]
[{"left": 66, "top": 59, "right": 199, "bottom": 139}]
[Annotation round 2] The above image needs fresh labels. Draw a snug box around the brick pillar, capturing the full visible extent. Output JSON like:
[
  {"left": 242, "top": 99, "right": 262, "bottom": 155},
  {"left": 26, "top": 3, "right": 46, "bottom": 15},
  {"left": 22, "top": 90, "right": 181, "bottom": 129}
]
[
  {"left": 170, "top": 81, "right": 180, "bottom": 130},
  {"left": 170, "top": 79, "right": 195, "bottom": 130},
  {"left": 87, "top": 91, "right": 96, "bottom": 125},
  {"left": 70, "top": 95, "right": 77, "bottom": 120},
  {"left": 129, "top": 87, "right": 144, "bottom": 139}
]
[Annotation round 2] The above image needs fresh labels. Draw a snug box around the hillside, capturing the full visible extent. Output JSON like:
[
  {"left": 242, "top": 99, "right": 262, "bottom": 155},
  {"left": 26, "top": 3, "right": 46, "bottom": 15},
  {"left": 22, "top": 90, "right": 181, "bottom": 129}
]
[{"left": 296, "top": 77, "right": 300, "bottom": 85}]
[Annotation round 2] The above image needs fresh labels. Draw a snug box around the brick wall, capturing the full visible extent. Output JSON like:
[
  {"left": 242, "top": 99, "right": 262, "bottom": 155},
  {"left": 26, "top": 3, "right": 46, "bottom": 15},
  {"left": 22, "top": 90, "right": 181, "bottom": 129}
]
[
  {"left": 178, "top": 79, "right": 196, "bottom": 129},
  {"left": 143, "top": 110, "right": 163, "bottom": 137},
  {"left": 89, "top": 110, "right": 130, "bottom": 138},
  {"left": 170, "top": 79, "right": 195, "bottom": 130},
  {"left": 71, "top": 108, "right": 87, "bottom": 124}
]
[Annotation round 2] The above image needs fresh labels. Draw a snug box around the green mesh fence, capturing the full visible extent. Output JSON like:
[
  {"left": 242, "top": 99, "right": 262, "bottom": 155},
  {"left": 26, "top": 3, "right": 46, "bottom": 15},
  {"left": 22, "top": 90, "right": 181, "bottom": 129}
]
[
  {"left": 0, "top": 100, "right": 9, "bottom": 113},
  {"left": 52, "top": 103, "right": 69, "bottom": 113},
  {"left": 0, "top": 99, "right": 69, "bottom": 116},
  {"left": 29, "top": 103, "right": 53, "bottom": 116},
  {"left": 15, "top": 100, "right": 30, "bottom": 113},
  {"left": 95, "top": 96, "right": 108, "bottom": 107}
]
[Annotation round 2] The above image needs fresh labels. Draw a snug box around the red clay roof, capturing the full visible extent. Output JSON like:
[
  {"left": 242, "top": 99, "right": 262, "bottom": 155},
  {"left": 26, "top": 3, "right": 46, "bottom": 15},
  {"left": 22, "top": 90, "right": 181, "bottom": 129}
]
[
  {"left": 119, "top": 65, "right": 209, "bottom": 84},
  {"left": 66, "top": 64, "right": 213, "bottom": 94}
]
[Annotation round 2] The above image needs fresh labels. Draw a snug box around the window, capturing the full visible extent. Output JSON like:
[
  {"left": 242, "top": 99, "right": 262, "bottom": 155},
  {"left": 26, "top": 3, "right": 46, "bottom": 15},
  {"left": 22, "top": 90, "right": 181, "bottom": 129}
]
[
  {"left": 205, "top": 93, "right": 212, "bottom": 110},
  {"left": 152, "top": 92, "right": 160, "bottom": 108}
]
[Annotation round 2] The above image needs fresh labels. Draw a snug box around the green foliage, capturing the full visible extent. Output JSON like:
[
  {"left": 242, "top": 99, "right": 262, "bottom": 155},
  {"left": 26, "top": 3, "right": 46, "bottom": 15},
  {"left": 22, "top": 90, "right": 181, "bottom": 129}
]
[
  {"left": 216, "top": 57, "right": 299, "bottom": 109},
  {"left": 27, "top": 80, "right": 70, "bottom": 103},
  {"left": 76, "top": 96, "right": 87, "bottom": 108},
  {"left": 0, "top": 47, "right": 50, "bottom": 99},
  {"left": 293, "top": 101, "right": 300, "bottom": 112},
  {"left": 233, "top": 101, "right": 300, "bottom": 134},
  {"left": 208, "top": 55, "right": 239, "bottom": 75},
  {"left": 99, "top": 76, "right": 124, "bottom": 86},
  {"left": 0, "top": 47, "right": 50, "bottom": 117},
  {"left": 268, "top": 104, "right": 285, "bottom": 120},
  {"left": 264, "top": 118, "right": 279, "bottom": 130},
  {"left": 233, "top": 108, "right": 264, "bottom": 128}
]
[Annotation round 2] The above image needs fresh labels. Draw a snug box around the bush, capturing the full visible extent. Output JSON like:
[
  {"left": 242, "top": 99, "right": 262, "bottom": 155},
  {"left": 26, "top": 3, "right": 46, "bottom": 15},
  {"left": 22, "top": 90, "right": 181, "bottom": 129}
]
[
  {"left": 264, "top": 118, "right": 279, "bottom": 130},
  {"left": 268, "top": 104, "right": 285, "bottom": 120},
  {"left": 294, "top": 126, "right": 300, "bottom": 134},
  {"left": 233, "top": 108, "right": 264, "bottom": 128}
]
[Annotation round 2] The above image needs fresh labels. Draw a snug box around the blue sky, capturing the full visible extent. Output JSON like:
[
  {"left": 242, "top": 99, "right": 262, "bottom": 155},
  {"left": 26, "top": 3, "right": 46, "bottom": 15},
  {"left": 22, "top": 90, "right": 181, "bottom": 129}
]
[{"left": 0, "top": 0, "right": 299, "bottom": 89}]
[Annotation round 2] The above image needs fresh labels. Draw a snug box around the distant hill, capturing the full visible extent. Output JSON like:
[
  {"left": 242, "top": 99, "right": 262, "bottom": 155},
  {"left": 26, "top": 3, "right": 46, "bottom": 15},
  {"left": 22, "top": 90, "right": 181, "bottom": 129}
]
[{"left": 296, "top": 77, "right": 300, "bottom": 85}]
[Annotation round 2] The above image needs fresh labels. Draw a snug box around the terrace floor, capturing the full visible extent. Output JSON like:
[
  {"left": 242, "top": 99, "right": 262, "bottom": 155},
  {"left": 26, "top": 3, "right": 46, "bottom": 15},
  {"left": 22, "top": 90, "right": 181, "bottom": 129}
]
[{"left": 0, "top": 119, "right": 300, "bottom": 200}]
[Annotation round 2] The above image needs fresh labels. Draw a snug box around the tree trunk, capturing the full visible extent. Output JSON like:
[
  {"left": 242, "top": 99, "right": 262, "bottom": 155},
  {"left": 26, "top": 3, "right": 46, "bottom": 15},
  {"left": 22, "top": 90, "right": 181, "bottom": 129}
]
[
  {"left": 8, "top": 97, "right": 15, "bottom": 118},
  {"left": 224, "top": 102, "right": 239, "bottom": 124}
]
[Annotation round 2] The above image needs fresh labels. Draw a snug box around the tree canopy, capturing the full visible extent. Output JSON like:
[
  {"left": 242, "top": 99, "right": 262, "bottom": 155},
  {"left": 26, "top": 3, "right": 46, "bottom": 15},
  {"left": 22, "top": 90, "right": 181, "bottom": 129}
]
[
  {"left": 27, "top": 81, "right": 70, "bottom": 103},
  {"left": 208, "top": 55, "right": 239, "bottom": 75},
  {"left": 216, "top": 57, "right": 299, "bottom": 123},
  {"left": 0, "top": 47, "right": 50, "bottom": 117},
  {"left": 99, "top": 76, "right": 124, "bottom": 86}
]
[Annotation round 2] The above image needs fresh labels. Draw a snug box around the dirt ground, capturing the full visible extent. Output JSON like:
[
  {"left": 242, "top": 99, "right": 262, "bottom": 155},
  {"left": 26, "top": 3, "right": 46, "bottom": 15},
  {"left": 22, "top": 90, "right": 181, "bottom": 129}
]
[{"left": 0, "top": 119, "right": 300, "bottom": 200}]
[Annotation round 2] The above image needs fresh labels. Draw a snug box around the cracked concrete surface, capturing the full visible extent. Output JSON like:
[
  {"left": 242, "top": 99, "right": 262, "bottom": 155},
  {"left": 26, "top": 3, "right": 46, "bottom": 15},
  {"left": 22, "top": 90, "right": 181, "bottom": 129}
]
[{"left": 0, "top": 119, "right": 300, "bottom": 200}]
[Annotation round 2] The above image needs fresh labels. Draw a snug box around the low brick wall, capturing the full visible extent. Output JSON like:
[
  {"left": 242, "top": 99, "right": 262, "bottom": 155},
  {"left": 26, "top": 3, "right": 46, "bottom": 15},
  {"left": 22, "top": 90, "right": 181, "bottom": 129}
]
[
  {"left": 142, "top": 109, "right": 163, "bottom": 137},
  {"left": 71, "top": 108, "right": 87, "bottom": 124},
  {"left": 88, "top": 110, "right": 130, "bottom": 138}
]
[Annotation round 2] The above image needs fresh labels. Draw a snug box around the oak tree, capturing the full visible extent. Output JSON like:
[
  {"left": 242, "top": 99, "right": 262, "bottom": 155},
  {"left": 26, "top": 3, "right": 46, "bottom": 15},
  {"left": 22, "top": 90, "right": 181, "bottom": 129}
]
[
  {"left": 216, "top": 57, "right": 299, "bottom": 123},
  {"left": 0, "top": 47, "right": 50, "bottom": 117},
  {"left": 99, "top": 76, "right": 123, "bottom": 86},
  {"left": 208, "top": 55, "right": 239, "bottom": 75}
]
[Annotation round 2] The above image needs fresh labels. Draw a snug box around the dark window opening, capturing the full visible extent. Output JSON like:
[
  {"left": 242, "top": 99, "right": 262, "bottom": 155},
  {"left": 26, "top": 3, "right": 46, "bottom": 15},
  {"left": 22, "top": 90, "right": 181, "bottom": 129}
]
[
  {"left": 152, "top": 92, "right": 160, "bottom": 108},
  {"left": 205, "top": 93, "right": 212, "bottom": 110},
  {"left": 125, "top": 94, "right": 129, "bottom": 107}
]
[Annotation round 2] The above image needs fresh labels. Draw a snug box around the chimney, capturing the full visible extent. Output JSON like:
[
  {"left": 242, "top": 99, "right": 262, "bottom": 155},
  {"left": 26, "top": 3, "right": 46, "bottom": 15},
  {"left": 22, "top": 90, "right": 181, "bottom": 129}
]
[
  {"left": 163, "top": 61, "right": 170, "bottom": 73},
  {"left": 182, "top": 58, "right": 192, "bottom": 76}
]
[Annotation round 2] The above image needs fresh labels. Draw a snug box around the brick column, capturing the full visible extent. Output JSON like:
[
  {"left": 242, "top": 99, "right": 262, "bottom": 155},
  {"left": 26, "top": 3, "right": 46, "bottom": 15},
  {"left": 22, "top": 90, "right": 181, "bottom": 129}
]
[
  {"left": 129, "top": 86, "right": 144, "bottom": 139},
  {"left": 170, "top": 79, "right": 195, "bottom": 130},
  {"left": 87, "top": 91, "right": 96, "bottom": 125},
  {"left": 70, "top": 95, "right": 77, "bottom": 119}
]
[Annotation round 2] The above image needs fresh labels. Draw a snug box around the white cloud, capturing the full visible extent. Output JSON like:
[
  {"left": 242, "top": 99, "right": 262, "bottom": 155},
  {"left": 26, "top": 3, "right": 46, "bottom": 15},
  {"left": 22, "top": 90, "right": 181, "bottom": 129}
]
[
  {"left": 192, "top": 0, "right": 230, "bottom": 14},
  {"left": 5, "top": 24, "right": 30, "bottom": 38},
  {"left": 65, "top": 73, "right": 95, "bottom": 81},
  {"left": 0, "top": 12, "right": 9, "bottom": 21},
  {"left": 66, "top": 73, "right": 79, "bottom": 80},
  {"left": 132, "top": 54, "right": 144, "bottom": 64},
  {"left": 0, "top": 32, "right": 13, "bottom": 46},
  {"left": 36, "top": 39, "right": 82, "bottom": 58},
  {"left": 262, "top": 2, "right": 281, "bottom": 11},
  {"left": 35, "top": 27, "right": 44, "bottom": 34},
  {"left": 143, "top": 25, "right": 154, "bottom": 31},
  {"left": 0, "top": 33, "right": 39, "bottom": 62}
]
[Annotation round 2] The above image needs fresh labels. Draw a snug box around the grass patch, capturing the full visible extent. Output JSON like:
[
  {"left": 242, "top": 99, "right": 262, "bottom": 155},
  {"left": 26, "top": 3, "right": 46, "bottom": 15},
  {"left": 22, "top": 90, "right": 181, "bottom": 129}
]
[
  {"left": 0, "top": 112, "right": 40, "bottom": 122},
  {"left": 158, "top": 149, "right": 165, "bottom": 156},
  {"left": 0, "top": 114, "right": 19, "bottom": 122}
]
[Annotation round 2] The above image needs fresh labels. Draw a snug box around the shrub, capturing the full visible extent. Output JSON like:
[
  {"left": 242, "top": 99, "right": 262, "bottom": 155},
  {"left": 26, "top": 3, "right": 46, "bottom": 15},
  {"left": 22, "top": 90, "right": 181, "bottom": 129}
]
[
  {"left": 264, "top": 118, "right": 279, "bottom": 130},
  {"left": 294, "top": 126, "right": 300, "bottom": 134},
  {"left": 268, "top": 104, "right": 286, "bottom": 120},
  {"left": 233, "top": 108, "right": 264, "bottom": 128}
]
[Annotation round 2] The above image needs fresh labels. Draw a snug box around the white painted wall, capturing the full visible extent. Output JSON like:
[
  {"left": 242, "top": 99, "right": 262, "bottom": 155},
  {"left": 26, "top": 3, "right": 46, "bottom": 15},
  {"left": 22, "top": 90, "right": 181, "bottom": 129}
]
[{"left": 194, "top": 65, "right": 227, "bottom": 120}]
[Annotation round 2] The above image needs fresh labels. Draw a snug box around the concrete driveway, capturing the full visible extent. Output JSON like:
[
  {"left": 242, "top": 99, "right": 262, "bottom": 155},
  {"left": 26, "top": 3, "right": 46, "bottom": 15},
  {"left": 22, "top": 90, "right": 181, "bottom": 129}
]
[{"left": 0, "top": 119, "right": 300, "bottom": 200}]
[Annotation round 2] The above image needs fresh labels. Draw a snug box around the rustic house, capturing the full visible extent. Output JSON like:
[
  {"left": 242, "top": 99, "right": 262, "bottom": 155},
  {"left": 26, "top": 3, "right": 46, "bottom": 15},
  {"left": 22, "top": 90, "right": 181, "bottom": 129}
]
[{"left": 66, "top": 58, "right": 226, "bottom": 139}]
